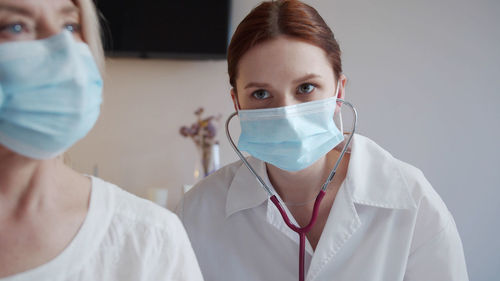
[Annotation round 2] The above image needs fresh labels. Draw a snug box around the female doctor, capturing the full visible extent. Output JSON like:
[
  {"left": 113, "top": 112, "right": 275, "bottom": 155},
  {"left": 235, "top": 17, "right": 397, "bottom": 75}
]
[
  {"left": 177, "top": 1, "right": 468, "bottom": 281},
  {"left": 0, "top": 0, "right": 203, "bottom": 280}
]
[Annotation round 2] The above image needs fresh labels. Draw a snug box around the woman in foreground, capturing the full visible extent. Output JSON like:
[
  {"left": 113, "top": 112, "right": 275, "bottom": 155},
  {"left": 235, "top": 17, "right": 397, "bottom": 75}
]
[{"left": 0, "top": 0, "right": 203, "bottom": 280}]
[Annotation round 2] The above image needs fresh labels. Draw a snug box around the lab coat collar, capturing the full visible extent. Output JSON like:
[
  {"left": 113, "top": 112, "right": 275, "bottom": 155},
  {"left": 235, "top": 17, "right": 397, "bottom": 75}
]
[
  {"left": 226, "top": 156, "right": 269, "bottom": 218},
  {"left": 347, "top": 134, "right": 417, "bottom": 210},
  {"left": 225, "top": 134, "right": 417, "bottom": 219}
]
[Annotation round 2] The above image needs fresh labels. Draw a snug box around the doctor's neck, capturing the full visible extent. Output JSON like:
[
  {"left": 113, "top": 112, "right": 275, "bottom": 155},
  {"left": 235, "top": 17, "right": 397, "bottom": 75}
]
[{"left": 266, "top": 149, "right": 349, "bottom": 205}]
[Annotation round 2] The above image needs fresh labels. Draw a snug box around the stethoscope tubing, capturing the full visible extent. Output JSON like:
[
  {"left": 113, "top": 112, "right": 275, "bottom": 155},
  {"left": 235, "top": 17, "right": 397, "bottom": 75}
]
[{"left": 225, "top": 99, "right": 358, "bottom": 281}]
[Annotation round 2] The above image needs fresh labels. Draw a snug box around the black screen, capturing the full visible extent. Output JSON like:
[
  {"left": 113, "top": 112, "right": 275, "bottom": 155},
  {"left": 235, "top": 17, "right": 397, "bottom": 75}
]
[{"left": 96, "top": 0, "right": 230, "bottom": 59}]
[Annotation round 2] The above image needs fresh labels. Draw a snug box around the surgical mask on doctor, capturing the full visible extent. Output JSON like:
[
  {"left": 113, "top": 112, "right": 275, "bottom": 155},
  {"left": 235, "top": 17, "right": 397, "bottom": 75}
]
[
  {"left": 0, "top": 31, "right": 103, "bottom": 160},
  {"left": 237, "top": 81, "right": 344, "bottom": 172}
]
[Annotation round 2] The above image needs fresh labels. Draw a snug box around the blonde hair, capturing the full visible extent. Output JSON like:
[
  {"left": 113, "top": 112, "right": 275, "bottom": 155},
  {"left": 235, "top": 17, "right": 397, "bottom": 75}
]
[{"left": 74, "top": 0, "right": 105, "bottom": 73}]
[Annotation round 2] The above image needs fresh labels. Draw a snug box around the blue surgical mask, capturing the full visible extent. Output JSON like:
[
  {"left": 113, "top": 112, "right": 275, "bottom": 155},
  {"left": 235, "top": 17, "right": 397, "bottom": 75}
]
[
  {"left": 0, "top": 31, "right": 103, "bottom": 159},
  {"left": 237, "top": 86, "right": 344, "bottom": 172}
]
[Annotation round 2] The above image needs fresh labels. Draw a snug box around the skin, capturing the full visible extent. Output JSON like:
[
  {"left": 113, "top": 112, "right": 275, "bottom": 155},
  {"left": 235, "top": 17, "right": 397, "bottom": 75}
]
[
  {"left": 232, "top": 36, "right": 349, "bottom": 250},
  {"left": 0, "top": 0, "right": 91, "bottom": 277}
]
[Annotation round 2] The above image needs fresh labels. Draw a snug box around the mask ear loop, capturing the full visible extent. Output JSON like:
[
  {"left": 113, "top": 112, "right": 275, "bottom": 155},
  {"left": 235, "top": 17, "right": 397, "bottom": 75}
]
[
  {"left": 333, "top": 79, "right": 344, "bottom": 135},
  {"left": 337, "top": 109, "right": 344, "bottom": 135}
]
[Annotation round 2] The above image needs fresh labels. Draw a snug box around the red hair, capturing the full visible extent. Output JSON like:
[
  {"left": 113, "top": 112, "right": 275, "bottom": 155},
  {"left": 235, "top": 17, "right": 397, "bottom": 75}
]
[{"left": 227, "top": 0, "right": 342, "bottom": 89}]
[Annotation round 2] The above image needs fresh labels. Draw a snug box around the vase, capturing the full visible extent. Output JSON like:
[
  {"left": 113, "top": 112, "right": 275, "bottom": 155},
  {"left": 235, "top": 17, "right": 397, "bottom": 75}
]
[{"left": 193, "top": 142, "right": 220, "bottom": 183}]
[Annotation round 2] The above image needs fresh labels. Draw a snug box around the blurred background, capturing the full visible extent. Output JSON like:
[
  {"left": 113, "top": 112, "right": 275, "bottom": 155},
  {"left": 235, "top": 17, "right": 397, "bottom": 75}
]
[{"left": 67, "top": 0, "right": 500, "bottom": 280}]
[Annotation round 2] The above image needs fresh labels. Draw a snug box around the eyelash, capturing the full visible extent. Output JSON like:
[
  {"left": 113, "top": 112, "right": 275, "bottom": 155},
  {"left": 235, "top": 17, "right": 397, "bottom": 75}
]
[
  {"left": 64, "top": 23, "right": 81, "bottom": 33},
  {"left": 248, "top": 82, "right": 319, "bottom": 102},
  {"left": 251, "top": 89, "right": 271, "bottom": 100},
  {"left": 0, "top": 22, "right": 30, "bottom": 34},
  {"left": 0, "top": 22, "right": 81, "bottom": 37},
  {"left": 297, "top": 83, "right": 317, "bottom": 95}
]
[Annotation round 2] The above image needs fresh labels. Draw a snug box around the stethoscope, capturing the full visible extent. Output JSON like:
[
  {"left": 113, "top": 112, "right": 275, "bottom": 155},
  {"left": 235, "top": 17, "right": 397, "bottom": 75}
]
[{"left": 225, "top": 99, "right": 358, "bottom": 281}]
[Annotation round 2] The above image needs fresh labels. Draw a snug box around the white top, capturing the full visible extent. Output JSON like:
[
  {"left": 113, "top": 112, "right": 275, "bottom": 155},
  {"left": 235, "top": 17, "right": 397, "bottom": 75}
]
[
  {"left": 177, "top": 134, "right": 469, "bottom": 281},
  {"left": 1, "top": 177, "right": 204, "bottom": 281}
]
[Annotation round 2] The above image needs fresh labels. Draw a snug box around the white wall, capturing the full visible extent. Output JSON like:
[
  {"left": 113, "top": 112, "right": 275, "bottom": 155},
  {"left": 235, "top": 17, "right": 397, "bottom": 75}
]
[
  {"left": 68, "top": 58, "right": 235, "bottom": 210},
  {"left": 68, "top": 0, "right": 500, "bottom": 280}
]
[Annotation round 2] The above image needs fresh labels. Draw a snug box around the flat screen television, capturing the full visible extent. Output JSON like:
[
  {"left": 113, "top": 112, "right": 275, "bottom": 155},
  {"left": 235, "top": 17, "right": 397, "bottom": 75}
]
[{"left": 96, "top": 0, "right": 230, "bottom": 59}]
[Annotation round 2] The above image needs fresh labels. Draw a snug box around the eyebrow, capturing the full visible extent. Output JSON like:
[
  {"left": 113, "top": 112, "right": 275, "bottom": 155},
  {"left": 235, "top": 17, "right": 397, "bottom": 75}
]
[
  {"left": 292, "top": 73, "right": 321, "bottom": 84},
  {"left": 244, "top": 82, "right": 271, "bottom": 89},
  {"left": 0, "top": 4, "right": 34, "bottom": 17},
  {"left": 0, "top": 4, "right": 79, "bottom": 17},
  {"left": 243, "top": 74, "right": 322, "bottom": 89},
  {"left": 60, "top": 5, "right": 79, "bottom": 15}
]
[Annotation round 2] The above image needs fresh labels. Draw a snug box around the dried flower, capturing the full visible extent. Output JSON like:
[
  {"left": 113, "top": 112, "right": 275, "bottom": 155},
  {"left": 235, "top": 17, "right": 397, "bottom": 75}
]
[{"left": 180, "top": 107, "right": 222, "bottom": 177}]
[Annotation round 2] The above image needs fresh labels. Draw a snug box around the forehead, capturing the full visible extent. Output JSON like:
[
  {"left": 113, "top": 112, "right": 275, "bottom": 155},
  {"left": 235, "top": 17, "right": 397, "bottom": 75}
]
[{"left": 237, "top": 36, "right": 333, "bottom": 83}]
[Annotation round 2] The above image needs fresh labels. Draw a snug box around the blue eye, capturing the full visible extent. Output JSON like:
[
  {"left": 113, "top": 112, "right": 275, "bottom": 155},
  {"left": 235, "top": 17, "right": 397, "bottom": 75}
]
[
  {"left": 252, "top": 90, "right": 271, "bottom": 100},
  {"left": 1, "top": 23, "right": 25, "bottom": 34},
  {"left": 64, "top": 23, "right": 81, "bottom": 33},
  {"left": 297, "top": 83, "right": 315, "bottom": 94}
]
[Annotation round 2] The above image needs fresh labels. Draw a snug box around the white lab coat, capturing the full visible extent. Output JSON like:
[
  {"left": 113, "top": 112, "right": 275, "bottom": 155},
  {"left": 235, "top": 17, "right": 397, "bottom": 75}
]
[{"left": 177, "top": 134, "right": 468, "bottom": 281}]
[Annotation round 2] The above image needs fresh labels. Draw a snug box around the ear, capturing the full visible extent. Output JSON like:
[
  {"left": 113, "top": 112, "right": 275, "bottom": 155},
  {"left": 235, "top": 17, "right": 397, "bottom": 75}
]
[
  {"left": 336, "top": 74, "right": 347, "bottom": 110},
  {"left": 230, "top": 88, "right": 240, "bottom": 111}
]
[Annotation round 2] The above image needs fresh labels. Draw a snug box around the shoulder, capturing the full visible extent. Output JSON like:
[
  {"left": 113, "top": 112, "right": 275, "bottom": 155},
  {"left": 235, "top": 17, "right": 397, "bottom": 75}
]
[
  {"left": 394, "top": 157, "right": 446, "bottom": 211},
  {"left": 390, "top": 150, "right": 452, "bottom": 232},
  {"left": 88, "top": 177, "right": 203, "bottom": 280},
  {"left": 180, "top": 159, "right": 243, "bottom": 211},
  {"left": 351, "top": 134, "right": 448, "bottom": 207},
  {"left": 91, "top": 177, "right": 186, "bottom": 249},
  {"left": 352, "top": 135, "right": 456, "bottom": 248},
  {"left": 395, "top": 162, "right": 468, "bottom": 278},
  {"left": 396, "top": 161, "right": 456, "bottom": 250},
  {"left": 176, "top": 159, "right": 251, "bottom": 235}
]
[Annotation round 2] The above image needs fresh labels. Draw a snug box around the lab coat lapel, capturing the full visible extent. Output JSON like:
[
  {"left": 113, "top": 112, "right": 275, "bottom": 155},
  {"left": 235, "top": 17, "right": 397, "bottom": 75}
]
[
  {"left": 225, "top": 157, "right": 269, "bottom": 218},
  {"left": 307, "top": 134, "right": 417, "bottom": 280},
  {"left": 225, "top": 157, "right": 316, "bottom": 253},
  {"left": 306, "top": 178, "right": 361, "bottom": 281}
]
